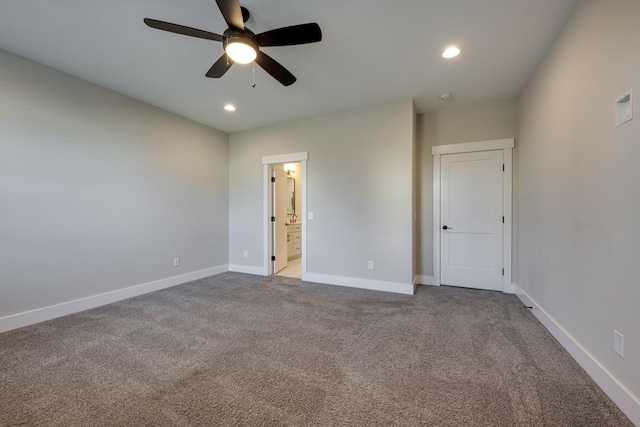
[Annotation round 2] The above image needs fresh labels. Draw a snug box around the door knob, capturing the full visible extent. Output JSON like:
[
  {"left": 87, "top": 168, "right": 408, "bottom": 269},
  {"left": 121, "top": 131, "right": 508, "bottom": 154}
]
[{"left": 442, "top": 225, "right": 452, "bottom": 230}]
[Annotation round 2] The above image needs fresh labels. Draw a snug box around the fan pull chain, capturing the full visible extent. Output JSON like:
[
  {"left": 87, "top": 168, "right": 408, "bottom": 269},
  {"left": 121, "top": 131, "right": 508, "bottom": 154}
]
[{"left": 252, "top": 63, "right": 256, "bottom": 88}]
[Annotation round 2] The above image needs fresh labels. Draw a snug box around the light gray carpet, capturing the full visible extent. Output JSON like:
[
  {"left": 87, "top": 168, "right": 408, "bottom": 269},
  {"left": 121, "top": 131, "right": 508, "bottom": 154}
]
[{"left": 0, "top": 273, "right": 632, "bottom": 426}]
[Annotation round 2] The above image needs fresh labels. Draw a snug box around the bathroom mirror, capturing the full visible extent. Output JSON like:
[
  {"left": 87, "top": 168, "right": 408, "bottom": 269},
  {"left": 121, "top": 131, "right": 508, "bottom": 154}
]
[{"left": 287, "top": 177, "right": 295, "bottom": 215}]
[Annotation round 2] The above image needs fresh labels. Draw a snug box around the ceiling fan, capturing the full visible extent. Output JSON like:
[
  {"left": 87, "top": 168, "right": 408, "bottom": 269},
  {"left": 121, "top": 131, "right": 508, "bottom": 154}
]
[{"left": 144, "top": 0, "right": 322, "bottom": 86}]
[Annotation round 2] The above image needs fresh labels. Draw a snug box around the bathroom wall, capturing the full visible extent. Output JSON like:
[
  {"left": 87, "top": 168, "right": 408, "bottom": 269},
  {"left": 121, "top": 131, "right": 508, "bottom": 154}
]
[{"left": 284, "top": 162, "right": 302, "bottom": 222}]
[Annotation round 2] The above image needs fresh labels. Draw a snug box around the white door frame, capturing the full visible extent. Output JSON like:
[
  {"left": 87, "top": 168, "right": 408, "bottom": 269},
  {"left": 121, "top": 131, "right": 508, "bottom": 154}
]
[
  {"left": 432, "top": 139, "right": 514, "bottom": 292},
  {"left": 262, "top": 152, "right": 308, "bottom": 277}
]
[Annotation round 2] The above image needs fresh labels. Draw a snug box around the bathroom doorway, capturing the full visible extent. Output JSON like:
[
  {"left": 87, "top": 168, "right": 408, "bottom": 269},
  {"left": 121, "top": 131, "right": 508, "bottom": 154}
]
[
  {"left": 275, "top": 162, "right": 302, "bottom": 279},
  {"left": 261, "top": 152, "right": 308, "bottom": 280}
]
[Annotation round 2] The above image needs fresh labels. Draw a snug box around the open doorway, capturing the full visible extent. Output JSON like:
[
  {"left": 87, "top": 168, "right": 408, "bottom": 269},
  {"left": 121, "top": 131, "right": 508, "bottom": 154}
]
[
  {"left": 275, "top": 162, "right": 302, "bottom": 278},
  {"left": 261, "top": 152, "right": 308, "bottom": 280}
]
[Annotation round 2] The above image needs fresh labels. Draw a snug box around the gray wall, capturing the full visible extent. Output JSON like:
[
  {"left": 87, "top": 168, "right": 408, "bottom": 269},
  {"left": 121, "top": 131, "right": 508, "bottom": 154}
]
[
  {"left": 229, "top": 100, "right": 415, "bottom": 285},
  {"left": 517, "top": 0, "right": 640, "bottom": 400},
  {"left": 416, "top": 101, "right": 518, "bottom": 278},
  {"left": 0, "top": 49, "right": 229, "bottom": 318}
]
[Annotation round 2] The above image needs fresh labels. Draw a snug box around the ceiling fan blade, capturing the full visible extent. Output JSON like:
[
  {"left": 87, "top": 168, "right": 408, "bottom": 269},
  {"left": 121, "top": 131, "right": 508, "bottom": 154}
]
[
  {"left": 205, "top": 55, "right": 234, "bottom": 78},
  {"left": 256, "top": 23, "right": 322, "bottom": 47},
  {"left": 144, "top": 18, "right": 223, "bottom": 42},
  {"left": 255, "top": 51, "right": 296, "bottom": 86},
  {"left": 215, "top": 0, "right": 244, "bottom": 31}
]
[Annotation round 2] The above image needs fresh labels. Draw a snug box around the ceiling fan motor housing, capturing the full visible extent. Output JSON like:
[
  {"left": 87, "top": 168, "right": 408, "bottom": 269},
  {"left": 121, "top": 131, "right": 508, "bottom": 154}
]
[{"left": 223, "top": 28, "right": 258, "bottom": 53}]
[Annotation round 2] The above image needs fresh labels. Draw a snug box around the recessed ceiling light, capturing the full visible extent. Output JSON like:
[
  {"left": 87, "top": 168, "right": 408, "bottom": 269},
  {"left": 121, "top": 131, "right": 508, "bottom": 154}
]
[
  {"left": 442, "top": 47, "right": 461, "bottom": 59},
  {"left": 224, "top": 104, "right": 236, "bottom": 112}
]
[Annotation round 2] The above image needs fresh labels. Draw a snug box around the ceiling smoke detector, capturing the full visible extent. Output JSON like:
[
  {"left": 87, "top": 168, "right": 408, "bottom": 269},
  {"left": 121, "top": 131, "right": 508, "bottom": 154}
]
[{"left": 439, "top": 93, "right": 452, "bottom": 101}]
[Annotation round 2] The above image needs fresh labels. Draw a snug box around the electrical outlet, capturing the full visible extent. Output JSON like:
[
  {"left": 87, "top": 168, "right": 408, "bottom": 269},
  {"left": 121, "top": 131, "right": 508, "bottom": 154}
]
[
  {"left": 368, "top": 261, "right": 374, "bottom": 270},
  {"left": 308, "top": 211, "right": 314, "bottom": 220},
  {"left": 243, "top": 250, "right": 248, "bottom": 258},
  {"left": 173, "top": 257, "right": 180, "bottom": 267},
  {"left": 614, "top": 330, "right": 624, "bottom": 358}
]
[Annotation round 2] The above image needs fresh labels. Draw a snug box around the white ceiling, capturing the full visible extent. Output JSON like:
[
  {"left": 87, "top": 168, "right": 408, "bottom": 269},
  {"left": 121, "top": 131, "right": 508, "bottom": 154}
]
[{"left": 0, "top": 0, "right": 578, "bottom": 133}]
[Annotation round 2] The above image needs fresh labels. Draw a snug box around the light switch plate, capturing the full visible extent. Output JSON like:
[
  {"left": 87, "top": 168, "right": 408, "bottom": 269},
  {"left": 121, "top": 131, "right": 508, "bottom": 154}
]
[
  {"left": 615, "top": 90, "right": 632, "bottom": 127},
  {"left": 614, "top": 330, "right": 624, "bottom": 358}
]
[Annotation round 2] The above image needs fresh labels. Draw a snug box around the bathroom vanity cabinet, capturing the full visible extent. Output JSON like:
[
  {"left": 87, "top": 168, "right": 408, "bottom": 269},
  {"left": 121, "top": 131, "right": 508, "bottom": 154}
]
[{"left": 287, "top": 223, "right": 301, "bottom": 260}]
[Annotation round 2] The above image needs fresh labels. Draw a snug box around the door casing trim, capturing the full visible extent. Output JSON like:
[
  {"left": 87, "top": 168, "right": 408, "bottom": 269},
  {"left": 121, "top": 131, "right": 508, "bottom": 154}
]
[
  {"left": 262, "top": 152, "right": 308, "bottom": 277},
  {"left": 432, "top": 138, "right": 514, "bottom": 291}
]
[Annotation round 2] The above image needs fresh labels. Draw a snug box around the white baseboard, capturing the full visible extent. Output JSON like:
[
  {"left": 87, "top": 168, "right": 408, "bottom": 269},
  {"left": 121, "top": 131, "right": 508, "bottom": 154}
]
[
  {"left": 516, "top": 286, "right": 640, "bottom": 426},
  {"left": 303, "top": 272, "right": 414, "bottom": 295},
  {"left": 0, "top": 265, "right": 229, "bottom": 334},
  {"left": 414, "top": 275, "right": 436, "bottom": 286},
  {"left": 414, "top": 275, "right": 514, "bottom": 294},
  {"left": 502, "top": 282, "right": 515, "bottom": 294},
  {"left": 228, "top": 264, "right": 268, "bottom": 276}
]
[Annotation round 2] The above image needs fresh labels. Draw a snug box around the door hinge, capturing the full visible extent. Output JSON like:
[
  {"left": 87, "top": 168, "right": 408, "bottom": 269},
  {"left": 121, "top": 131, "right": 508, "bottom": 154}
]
[
  {"left": 271, "top": 256, "right": 276, "bottom": 261},
  {"left": 502, "top": 164, "right": 505, "bottom": 172},
  {"left": 502, "top": 268, "right": 505, "bottom": 275},
  {"left": 271, "top": 177, "right": 276, "bottom": 182},
  {"left": 502, "top": 216, "right": 505, "bottom": 223},
  {"left": 271, "top": 216, "right": 276, "bottom": 222}
]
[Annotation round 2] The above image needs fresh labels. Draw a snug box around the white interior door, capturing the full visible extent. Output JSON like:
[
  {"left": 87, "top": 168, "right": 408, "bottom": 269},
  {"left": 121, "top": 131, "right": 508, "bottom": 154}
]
[
  {"left": 440, "top": 150, "right": 504, "bottom": 291},
  {"left": 273, "top": 165, "right": 288, "bottom": 273}
]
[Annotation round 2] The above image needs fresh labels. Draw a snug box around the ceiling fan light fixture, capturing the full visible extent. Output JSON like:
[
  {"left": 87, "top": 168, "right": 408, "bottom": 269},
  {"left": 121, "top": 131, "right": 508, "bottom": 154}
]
[
  {"left": 144, "top": 2, "right": 322, "bottom": 85},
  {"left": 225, "top": 35, "right": 258, "bottom": 64}
]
